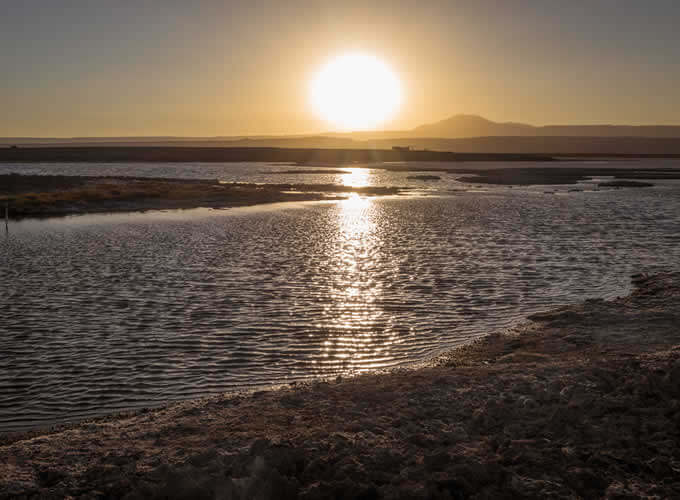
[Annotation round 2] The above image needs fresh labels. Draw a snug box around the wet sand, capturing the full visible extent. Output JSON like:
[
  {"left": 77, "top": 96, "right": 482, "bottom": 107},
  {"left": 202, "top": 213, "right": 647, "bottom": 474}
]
[
  {"left": 1, "top": 273, "right": 679, "bottom": 498},
  {"left": 0, "top": 174, "right": 404, "bottom": 218}
]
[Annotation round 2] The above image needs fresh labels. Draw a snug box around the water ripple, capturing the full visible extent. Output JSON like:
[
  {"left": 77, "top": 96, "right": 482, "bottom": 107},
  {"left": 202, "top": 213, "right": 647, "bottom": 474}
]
[{"left": 1, "top": 169, "right": 680, "bottom": 432}]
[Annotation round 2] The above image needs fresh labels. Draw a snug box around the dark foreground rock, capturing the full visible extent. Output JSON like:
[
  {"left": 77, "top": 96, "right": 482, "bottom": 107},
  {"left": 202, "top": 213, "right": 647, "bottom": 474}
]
[{"left": 1, "top": 273, "right": 679, "bottom": 499}]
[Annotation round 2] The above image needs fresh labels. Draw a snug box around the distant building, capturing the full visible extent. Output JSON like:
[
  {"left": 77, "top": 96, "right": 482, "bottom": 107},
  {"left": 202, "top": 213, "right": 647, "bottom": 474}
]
[{"left": 392, "top": 146, "right": 411, "bottom": 152}]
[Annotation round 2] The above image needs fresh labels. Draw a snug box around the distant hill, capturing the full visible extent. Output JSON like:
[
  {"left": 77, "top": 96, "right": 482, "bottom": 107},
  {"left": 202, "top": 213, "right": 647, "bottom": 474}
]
[
  {"left": 369, "top": 136, "right": 680, "bottom": 156},
  {"left": 410, "top": 115, "right": 534, "bottom": 138},
  {"left": 408, "top": 114, "right": 680, "bottom": 139},
  {"left": 2, "top": 115, "right": 680, "bottom": 155}
]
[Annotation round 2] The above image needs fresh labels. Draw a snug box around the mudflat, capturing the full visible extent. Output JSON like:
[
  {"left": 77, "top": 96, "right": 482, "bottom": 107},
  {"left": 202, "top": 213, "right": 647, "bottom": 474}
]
[
  {"left": 1, "top": 273, "right": 678, "bottom": 499},
  {"left": 0, "top": 146, "right": 554, "bottom": 164},
  {"left": 452, "top": 166, "right": 680, "bottom": 185},
  {"left": 0, "top": 174, "right": 404, "bottom": 218}
]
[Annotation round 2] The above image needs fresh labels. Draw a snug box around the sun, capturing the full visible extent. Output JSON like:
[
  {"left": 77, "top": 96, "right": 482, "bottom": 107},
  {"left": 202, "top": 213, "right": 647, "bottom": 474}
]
[{"left": 310, "top": 53, "right": 402, "bottom": 131}]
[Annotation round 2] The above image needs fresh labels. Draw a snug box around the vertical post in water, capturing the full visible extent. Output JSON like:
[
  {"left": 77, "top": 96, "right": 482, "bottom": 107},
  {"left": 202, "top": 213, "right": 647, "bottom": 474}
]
[{"left": 4, "top": 202, "right": 7, "bottom": 231}]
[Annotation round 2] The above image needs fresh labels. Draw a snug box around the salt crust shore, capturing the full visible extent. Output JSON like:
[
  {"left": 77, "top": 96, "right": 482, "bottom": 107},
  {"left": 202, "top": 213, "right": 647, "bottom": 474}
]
[
  {"left": 1, "top": 273, "right": 679, "bottom": 499},
  {"left": 0, "top": 174, "right": 404, "bottom": 219}
]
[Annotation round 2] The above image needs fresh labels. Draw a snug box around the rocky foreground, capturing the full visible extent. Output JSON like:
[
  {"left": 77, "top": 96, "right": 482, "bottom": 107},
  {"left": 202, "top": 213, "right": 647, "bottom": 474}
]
[{"left": 1, "top": 274, "right": 679, "bottom": 499}]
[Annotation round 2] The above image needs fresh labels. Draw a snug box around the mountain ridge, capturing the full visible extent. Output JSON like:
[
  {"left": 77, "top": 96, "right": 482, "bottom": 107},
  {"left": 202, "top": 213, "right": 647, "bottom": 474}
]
[
  {"left": 407, "top": 114, "right": 680, "bottom": 139},
  {"left": 3, "top": 114, "right": 680, "bottom": 144}
]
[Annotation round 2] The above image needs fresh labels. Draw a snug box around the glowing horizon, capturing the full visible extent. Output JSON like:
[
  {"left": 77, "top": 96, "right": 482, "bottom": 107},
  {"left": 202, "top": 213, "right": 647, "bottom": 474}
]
[{"left": 1, "top": 2, "right": 679, "bottom": 137}]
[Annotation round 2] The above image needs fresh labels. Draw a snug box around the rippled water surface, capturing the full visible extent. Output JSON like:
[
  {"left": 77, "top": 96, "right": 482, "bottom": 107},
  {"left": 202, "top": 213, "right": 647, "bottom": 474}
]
[{"left": 2, "top": 161, "right": 680, "bottom": 432}]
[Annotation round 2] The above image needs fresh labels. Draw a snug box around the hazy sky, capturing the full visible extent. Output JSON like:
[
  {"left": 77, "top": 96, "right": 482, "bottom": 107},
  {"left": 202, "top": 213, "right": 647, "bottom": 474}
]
[{"left": 1, "top": 0, "right": 679, "bottom": 136}]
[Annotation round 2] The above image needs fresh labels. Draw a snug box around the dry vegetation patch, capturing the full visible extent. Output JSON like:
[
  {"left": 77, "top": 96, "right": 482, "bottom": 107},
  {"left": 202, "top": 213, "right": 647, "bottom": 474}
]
[{"left": 0, "top": 174, "right": 404, "bottom": 218}]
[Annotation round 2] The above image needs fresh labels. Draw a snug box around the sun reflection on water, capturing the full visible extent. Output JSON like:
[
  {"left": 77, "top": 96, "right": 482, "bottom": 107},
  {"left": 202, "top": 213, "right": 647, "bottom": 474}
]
[
  {"left": 340, "top": 167, "right": 372, "bottom": 187},
  {"left": 316, "top": 193, "right": 402, "bottom": 375}
]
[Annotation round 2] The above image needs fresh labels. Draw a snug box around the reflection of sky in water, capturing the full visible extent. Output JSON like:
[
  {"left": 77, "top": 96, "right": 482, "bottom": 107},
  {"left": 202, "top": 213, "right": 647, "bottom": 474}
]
[{"left": 5, "top": 160, "right": 680, "bottom": 194}]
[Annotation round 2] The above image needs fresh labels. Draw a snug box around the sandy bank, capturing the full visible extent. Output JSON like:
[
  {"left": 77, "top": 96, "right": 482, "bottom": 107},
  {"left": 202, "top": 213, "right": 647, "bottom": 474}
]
[
  {"left": 0, "top": 174, "right": 404, "bottom": 218},
  {"left": 1, "top": 273, "right": 679, "bottom": 498}
]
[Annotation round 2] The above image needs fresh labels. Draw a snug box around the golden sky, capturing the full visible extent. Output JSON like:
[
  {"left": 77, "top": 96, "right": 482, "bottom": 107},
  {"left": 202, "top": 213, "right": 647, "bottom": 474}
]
[{"left": 1, "top": 1, "right": 679, "bottom": 136}]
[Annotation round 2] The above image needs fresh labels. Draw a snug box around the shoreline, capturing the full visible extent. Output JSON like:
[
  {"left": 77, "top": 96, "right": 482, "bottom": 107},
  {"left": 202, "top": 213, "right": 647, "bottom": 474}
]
[
  {"left": 0, "top": 146, "right": 556, "bottom": 164},
  {"left": 0, "top": 174, "right": 406, "bottom": 219},
  {"left": 451, "top": 166, "right": 680, "bottom": 185},
  {"left": 3, "top": 162, "right": 680, "bottom": 220},
  {"left": 2, "top": 273, "right": 679, "bottom": 498}
]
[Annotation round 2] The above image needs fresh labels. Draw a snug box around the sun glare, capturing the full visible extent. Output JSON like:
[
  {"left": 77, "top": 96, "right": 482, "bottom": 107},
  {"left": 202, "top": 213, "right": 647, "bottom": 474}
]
[
  {"left": 340, "top": 167, "right": 371, "bottom": 188},
  {"left": 310, "top": 53, "right": 402, "bottom": 131}
]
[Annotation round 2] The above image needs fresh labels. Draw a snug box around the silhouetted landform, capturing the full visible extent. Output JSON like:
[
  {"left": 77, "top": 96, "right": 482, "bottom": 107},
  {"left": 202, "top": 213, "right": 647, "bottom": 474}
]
[
  {"left": 3, "top": 114, "right": 680, "bottom": 155},
  {"left": 0, "top": 174, "right": 404, "bottom": 218},
  {"left": 409, "top": 114, "right": 680, "bottom": 138},
  {"left": 598, "top": 180, "right": 654, "bottom": 188},
  {"left": 454, "top": 166, "right": 680, "bottom": 185},
  {"left": 4, "top": 137, "right": 680, "bottom": 155},
  {"left": 2, "top": 273, "right": 678, "bottom": 498},
  {"left": 398, "top": 136, "right": 680, "bottom": 156},
  {"left": 0, "top": 146, "right": 554, "bottom": 163},
  {"left": 4, "top": 114, "right": 680, "bottom": 145},
  {"left": 406, "top": 175, "right": 441, "bottom": 181}
]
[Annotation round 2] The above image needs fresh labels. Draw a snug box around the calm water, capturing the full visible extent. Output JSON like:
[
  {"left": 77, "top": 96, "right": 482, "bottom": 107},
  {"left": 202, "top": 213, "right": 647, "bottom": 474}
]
[
  {"left": 2, "top": 161, "right": 680, "bottom": 432},
  {"left": 3, "top": 158, "right": 677, "bottom": 191}
]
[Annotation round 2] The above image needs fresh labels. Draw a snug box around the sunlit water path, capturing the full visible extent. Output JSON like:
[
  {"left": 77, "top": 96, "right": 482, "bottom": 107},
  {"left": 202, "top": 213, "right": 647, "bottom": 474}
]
[{"left": 2, "top": 163, "right": 680, "bottom": 432}]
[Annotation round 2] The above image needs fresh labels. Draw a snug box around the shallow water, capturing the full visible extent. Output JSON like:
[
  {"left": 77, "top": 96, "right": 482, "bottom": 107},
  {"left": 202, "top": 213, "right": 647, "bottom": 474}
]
[
  {"left": 2, "top": 161, "right": 680, "bottom": 432},
  {"left": 3, "top": 158, "right": 677, "bottom": 191}
]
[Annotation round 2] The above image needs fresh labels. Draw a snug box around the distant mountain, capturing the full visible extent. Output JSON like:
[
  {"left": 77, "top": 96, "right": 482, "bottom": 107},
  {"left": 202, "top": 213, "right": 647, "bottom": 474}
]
[
  {"left": 410, "top": 115, "right": 533, "bottom": 138},
  {"left": 408, "top": 114, "right": 680, "bottom": 138},
  {"left": 2, "top": 115, "right": 680, "bottom": 155}
]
